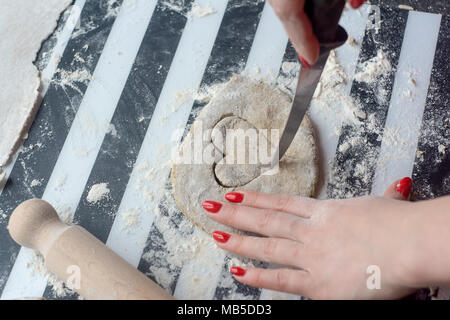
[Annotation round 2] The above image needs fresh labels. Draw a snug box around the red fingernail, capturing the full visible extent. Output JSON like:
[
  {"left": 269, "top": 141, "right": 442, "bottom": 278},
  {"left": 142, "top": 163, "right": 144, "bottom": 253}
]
[
  {"left": 212, "top": 231, "right": 230, "bottom": 243},
  {"left": 299, "top": 55, "right": 311, "bottom": 69},
  {"left": 350, "top": 0, "right": 365, "bottom": 9},
  {"left": 202, "top": 201, "right": 222, "bottom": 213},
  {"left": 225, "top": 192, "right": 244, "bottom": 203},
  {"left": 396, "top": 177, "right": 412, "bottom": 199},
  {"left": 230, "top": 266, "right": 246, "bottom": 277}
]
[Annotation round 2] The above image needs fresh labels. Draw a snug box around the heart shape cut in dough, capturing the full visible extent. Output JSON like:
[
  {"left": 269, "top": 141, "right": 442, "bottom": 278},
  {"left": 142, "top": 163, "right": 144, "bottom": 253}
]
[{"left": 172, "top": 75, "right": 319, "bottom": 234}]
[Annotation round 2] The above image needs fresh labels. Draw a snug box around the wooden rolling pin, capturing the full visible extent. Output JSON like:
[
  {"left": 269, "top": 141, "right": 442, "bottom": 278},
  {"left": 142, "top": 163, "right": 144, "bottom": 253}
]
[{"left": 8, "top": 199, "right": 173, "bottom": 300}]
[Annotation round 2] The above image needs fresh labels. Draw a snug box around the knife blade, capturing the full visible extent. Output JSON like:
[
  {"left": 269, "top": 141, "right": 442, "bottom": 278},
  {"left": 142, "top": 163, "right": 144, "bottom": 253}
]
[{"left": 276, "top": 0, "right": 348, "bottom": 163}]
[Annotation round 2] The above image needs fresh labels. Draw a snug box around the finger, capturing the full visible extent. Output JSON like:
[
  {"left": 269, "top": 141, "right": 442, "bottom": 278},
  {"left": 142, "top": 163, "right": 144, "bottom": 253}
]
[
  {"left": 203, "top": 201, "right": 310, "bottom": 240},
  {"left": 225, "top": 190, "right": 315, "bottom": 218},
  {"left": 230, "top": 266, "right": 311, "bottom": 296},
  {"left": 383, "top": 177, "right": 412, "bottom": 200},
  {"left": 213, "top": 231, "right": 308, "bottom": 269},
  {"left": 268, "top": 0, "right": 319, "bottom": 65}
]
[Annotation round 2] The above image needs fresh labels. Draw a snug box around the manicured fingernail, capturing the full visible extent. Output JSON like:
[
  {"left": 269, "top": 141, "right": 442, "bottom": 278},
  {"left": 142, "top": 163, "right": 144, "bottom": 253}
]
[
  {"left": 396, "top": 177, "right": 412, "bottom": 199},
  {"left": 202, "top": 201, "right": 222, "bottom": 213},
  {"left": 299, "top": 55, "right": 311, "bottom": 69},
  {"left": 350, "top": 0, "right": 365, "bottom": 9},
  {"left": 212, "top": 231, "right": 230, "bottom": 243},
  {"left": 225, "top": 192, "right": 244, "bottom": 203},
  {"left": 230, "top": 266, "right": 246, "bottom": 277}
]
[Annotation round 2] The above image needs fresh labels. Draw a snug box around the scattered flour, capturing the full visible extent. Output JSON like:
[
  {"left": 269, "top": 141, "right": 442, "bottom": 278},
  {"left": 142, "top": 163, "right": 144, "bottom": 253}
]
[
  {"left": 354, "top": 49, "right": 392, "bottom": 84},
  {"left": 26, "top": 251, "right": 74, "bottom": 298},
  {"left": 52, "top": 68, "right": 92, "bottom": 94},
  {"left": 106, "top": 123, "right": 118, "bottom": 137},
  {"left": 189, "top": 2, "right": 216, "bottom": 18},
  {"left": 104, "top": 0, "right": 121, "bottom": 20},
  {"left": 398, "top": 4, "right": 414, "bottom": 10},
  {"left": 86, "top": 182, "right": 110, "bottom": 204},
  {"left": 121, "top": 209, "right": 140, "bottom": 233},
  {"left": 30, "top": 179, "right": 42, "bottom": 187},
  {"left": 53, "top": 174, "right": 67, "bottom": 191},
  {"left": 308, "top": 50, "right": 364, "bottom": 135}
]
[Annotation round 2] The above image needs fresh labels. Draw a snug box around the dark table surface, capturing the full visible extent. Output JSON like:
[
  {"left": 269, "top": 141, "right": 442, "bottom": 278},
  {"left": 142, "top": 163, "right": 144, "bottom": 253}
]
[{"left": 0, "top": 0, "right": 448, "bottom": 300}]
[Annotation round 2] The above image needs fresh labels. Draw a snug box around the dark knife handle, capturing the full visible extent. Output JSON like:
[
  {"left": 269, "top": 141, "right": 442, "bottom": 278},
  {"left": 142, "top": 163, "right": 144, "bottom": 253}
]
[{"left": 304, "top": 0, "right": 348, "bottom": 48}]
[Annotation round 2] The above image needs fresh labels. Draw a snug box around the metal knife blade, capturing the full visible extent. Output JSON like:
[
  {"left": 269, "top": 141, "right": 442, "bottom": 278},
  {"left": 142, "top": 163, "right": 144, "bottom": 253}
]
[
  {"left": 277, "top": 48, "right": 332, "bottom": 161},
  {"left": 275, "top": 0, "right": 349, "bottom": 163}
]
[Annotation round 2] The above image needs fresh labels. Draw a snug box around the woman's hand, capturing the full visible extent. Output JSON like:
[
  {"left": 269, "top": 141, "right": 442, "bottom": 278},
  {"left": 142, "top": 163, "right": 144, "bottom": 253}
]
[
  {"left": 202, "top": 178, "right": 423, "bottom": 299},
  {"left": 268, "top": 0, "right": 365, "bottom": 66}
]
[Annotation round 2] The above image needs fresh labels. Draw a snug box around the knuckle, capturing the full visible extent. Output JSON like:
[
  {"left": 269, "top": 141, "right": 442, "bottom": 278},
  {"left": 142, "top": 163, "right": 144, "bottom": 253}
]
[
  {"left": 253, "top": 269, "right": 264, "bottom": 287},
  {"left": 291, "top": 246, "right": 303, "bottom": 262},
  {"left": 256, "top": 210, "right": 273, "bottom": 231},
  {"left": 289, "top": 219, "right": 307, "bottom": 239},
  {"left": 275, "top": 270, "right": 289, "bottom": 288},
  {"left": 262, "top": 238, "right": 278, "bottom": 258},
  {"left": 275, "top": 195, "right": 293, "bottom": 212}
]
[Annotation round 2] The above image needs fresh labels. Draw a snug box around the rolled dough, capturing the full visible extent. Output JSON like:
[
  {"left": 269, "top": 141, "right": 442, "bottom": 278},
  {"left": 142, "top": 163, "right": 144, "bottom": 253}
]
[
  {"left": 0, "top": 0, "right": 72, "bottom": 167},
  {"left": 172, "top": 75, "right": 319, "bottom": 234}
]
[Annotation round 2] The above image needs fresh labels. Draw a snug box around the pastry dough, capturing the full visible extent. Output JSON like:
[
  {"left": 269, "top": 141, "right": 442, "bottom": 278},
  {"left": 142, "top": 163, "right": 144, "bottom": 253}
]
[
  {"left": 0, "top": 0, "right": 72, "bottom": 167},
  {"left": 172, "top": 75, "right": 319, "bottom": 234}
]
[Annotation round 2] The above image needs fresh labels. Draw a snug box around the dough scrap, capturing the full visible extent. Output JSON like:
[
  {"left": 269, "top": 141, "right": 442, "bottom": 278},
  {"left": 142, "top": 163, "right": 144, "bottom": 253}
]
[
  {"left": 172, "top": 75, "right": 319, "bottom": 234},
  {"left": 0, "top": 0, "right": 72, "bottom": 167}
]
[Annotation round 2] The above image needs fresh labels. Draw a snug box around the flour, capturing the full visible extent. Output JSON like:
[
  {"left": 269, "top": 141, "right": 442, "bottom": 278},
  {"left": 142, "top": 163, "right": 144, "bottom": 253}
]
[
  {"left": 0, "top": 209, "right": 7, "bottom": 224},
  {"left": 279, "top": 62, "right": 296, "bottom": 74},
  {"left": 354, "top": 49, "right": 392, "bottom": 84},
  {"left": 398, "top": 4, "right": 414, "bottom": 11},
  {"left": 121, "top": 209, "right": 140, "bottom": 233},
  {"left": 86, "top": 182, "right": 110, "bottom": 204},
  {"left": 104, "top": 0, "right": 122, "bottom": 20},
  {"left": 30, "top": 179, "right": 42, "bottom": 187},
  {"left": 161, "top": 0, "right": 184, "bottom": 13},
  {"left": 309, "top": 50, "right": 364, "bottom": 136},
  {"left": 347, "top": 36, "right": 358, "bottom": 47},
  {"left": 107, "top": 123, "right": 118, "bottom": 137},
  {"left": 26, "top": 251, "right": 74, "bottom": 298},
  {"left": 52, "top": 68, "right": 93, "bottom": 94},
  {"left": 189, "top": 2, "right": 216, "bottom": 18}
]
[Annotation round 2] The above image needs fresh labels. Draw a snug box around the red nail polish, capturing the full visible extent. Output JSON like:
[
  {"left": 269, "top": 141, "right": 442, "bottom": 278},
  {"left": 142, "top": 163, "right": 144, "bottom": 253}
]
[
  {"left": 202, "top": 201, "right": 222, "bottom": 213},
  {"left": 350, "top": 0, "right": 365, "bottom": 9},
  {"left": 299, "top": 55, "right": 311, "bottom": 69},
  {"left": 212, "top": 231, "right": 230, "bottom": 243},
  {"left": 225, "top": 192, "right": 244, "bottom": 203},
  {"left": 230, "top": 266, "right": 246, "bottom": 277},
  {"left": 396, "top": 177, "right": 412, "bottom": 199}
]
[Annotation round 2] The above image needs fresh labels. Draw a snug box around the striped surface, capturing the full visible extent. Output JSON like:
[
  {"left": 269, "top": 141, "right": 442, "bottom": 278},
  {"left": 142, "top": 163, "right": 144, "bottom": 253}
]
[{"left": 0, "top": 0, "right": 448, "bottom": 299}]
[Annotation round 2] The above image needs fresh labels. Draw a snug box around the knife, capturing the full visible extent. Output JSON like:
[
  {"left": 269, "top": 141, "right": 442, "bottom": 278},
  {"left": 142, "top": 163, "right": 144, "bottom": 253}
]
[{"left": 276, "top": 0, "right": 348, "bottom": 163}]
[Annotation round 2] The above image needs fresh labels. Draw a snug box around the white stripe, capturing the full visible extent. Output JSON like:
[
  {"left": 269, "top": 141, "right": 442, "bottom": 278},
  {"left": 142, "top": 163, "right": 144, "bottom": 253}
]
[
  {"left": 1, "top": 0, "right": 158, "bottom": 300},
  {"left": 104, "top": 0, "right": 229, "bottom": 300},
  {"left": 0, "top": 0, "right": 85, "bottom": 196},
  {"left": 309, "top": 4, "right": 369, "bottom": 200},
  {"left": 244, "top": 1, "right": 288, "bottom": 78},
  {"left": 371, "top": 11, "right": 441, "bottom": 196}
]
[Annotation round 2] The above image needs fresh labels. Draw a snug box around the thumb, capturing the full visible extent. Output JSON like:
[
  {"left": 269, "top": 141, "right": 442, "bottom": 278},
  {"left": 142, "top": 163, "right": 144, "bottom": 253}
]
[{"left": 383, "top": 177, "right": 412, "bottom": 201}]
